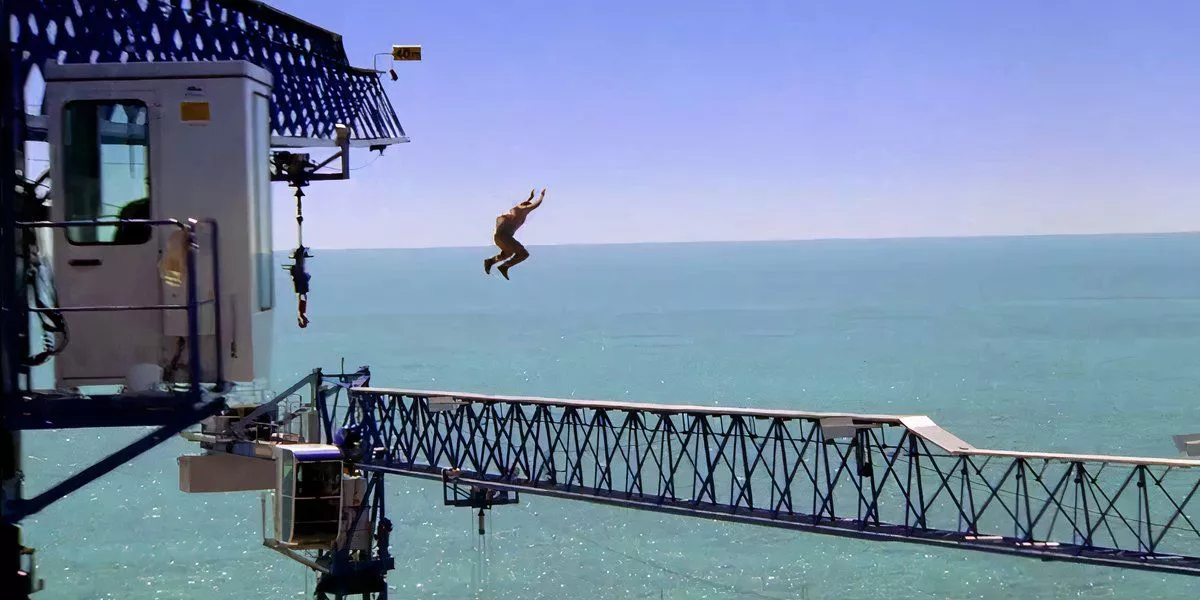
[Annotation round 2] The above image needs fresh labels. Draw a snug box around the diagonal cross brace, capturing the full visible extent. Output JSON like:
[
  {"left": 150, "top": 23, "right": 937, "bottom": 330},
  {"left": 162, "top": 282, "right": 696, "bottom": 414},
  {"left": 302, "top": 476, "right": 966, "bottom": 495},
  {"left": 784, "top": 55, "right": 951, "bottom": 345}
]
[
  {"left": 7, "top": 396, "right": 227, "bottom": 521},
  {"left": 229, "top": 370, "right": 320, "bottom": 439}
]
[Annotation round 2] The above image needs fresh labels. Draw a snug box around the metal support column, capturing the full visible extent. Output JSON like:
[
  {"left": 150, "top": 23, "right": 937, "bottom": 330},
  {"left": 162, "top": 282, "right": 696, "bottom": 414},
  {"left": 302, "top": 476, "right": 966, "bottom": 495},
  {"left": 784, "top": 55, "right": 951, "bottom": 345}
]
[{"left": 0, "top": 0, "right": 31, "bottom": 594}]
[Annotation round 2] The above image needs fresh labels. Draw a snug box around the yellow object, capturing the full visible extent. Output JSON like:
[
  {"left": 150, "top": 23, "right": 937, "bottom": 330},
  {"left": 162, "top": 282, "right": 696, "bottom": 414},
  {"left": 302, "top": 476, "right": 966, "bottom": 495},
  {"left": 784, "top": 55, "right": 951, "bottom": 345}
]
[
  {"left": 391, "top": 45, "right": 422, "bottom": 61},
  {"left": 159, "top": 229, "right": 188, "bottom": 287},
  {"left": 180, "top": 101, "right": 211, "bottom": 122}
]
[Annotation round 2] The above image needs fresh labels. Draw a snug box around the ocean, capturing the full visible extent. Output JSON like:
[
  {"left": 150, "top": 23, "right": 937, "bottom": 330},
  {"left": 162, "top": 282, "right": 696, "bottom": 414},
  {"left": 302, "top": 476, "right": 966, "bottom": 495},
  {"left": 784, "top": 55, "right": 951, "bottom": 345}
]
[{"left": 19, "top": 234, "right": 1200, "bottom": 599}]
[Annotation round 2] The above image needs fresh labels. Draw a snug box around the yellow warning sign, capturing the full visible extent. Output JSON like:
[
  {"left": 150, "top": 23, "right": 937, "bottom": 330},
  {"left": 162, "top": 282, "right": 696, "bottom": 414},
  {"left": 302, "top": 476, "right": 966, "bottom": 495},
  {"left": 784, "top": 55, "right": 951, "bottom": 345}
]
[
  {"left": 391, "top": 45, "right": 422, "bottom": 61},
  {"left": 180, "top": 101, "right": 211, "bottom": 122}
]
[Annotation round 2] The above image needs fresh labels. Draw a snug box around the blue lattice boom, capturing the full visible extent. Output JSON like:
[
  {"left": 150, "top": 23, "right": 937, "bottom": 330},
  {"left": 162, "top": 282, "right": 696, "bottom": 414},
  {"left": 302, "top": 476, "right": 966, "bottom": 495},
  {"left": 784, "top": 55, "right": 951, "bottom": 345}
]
[
  {"left": 343, "top": 387, "right": 1200, "bottom": 578},
  {"left": 9, "top": 0, "right": 407, "bottom": 146}
]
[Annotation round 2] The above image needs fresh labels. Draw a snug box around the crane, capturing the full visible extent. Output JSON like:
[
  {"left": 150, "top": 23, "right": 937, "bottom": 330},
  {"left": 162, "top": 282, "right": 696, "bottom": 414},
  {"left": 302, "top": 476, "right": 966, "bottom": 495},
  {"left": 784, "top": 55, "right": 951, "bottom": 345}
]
[
  {"left": 3, "top": 2, "right": 1198, "bottom": 599},
  {"left": 168, "top": 366, "right": 1200, "bottom": 599},
  {"left": 0, "top": 1, "right": 412, "bottom": 596}
]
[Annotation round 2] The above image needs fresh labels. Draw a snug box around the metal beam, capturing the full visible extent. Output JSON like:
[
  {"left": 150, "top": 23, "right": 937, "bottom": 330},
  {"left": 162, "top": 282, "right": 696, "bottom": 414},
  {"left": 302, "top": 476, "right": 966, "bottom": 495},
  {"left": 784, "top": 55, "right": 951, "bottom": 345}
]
[
  {"left": 8, "top": 392, "right": 227, "bottom": 430},
  {"left": 0, "top": 0, "right": 29, "bottom": 592},
  {"left": 10, "top": 0, "right": 408, "bottom": 147},
  {"left": 23, "top": 115, "right": 411, "bottom": 149},
  {"left": 10, "top": 396, "right": 226, "bottom": 521},
  {"left": 365, "top": 464, "right": 1200, "bottom": 577},
  {"left": 345, "top": 388, "right": 1200, "bottom": 577},
  {"left": 229, "top": 370, "right": 319, "bottom": 438}
]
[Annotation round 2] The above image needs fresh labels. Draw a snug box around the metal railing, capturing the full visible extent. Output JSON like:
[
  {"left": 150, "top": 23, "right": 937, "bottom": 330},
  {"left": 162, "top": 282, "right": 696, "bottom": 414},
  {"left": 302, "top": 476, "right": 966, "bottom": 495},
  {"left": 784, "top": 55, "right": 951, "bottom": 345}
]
[
  {"left": 17, "top": 217, "right": 226, "bottom": 395},
  {"left": 5, "top": 217, "right": 231, "bottom": 521}
]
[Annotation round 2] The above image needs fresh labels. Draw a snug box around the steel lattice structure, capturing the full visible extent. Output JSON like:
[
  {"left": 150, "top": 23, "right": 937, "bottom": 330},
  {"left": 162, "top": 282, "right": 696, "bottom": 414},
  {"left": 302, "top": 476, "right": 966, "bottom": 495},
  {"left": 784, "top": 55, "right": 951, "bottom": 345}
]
[
  {"left": 1, "top": 2, "right": 410, "bottom": 595},
  {"left": 9, "top": 0, "right": 407, "bottom": 145},
  {"left": 342, "top": 388, "right": 1200, "bottom": 577}
]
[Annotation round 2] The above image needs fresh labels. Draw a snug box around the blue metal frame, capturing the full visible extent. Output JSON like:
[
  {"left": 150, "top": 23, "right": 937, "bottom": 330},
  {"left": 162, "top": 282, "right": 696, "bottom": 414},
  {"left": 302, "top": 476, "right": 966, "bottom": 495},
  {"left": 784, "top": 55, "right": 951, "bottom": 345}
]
[
  {"left": 311, "top": 367, "right": 394, "bottom": 599},
  {"left": 1, "top": 0, "right": 28, "bottom": 594},
  {"left": 346, "top": 389, "right": 1200, "bottom": 578},
  {"left": 10, "top": 218, "right": 227, "bottom": 431},
  {"left": 4, "top": 218, "right": 226, "bottom": 513},
  {"left": 14, "top": 218, "right": 226, "bottom": 396},
  {"left": 8, "top": 394, "right": 225, "bottom": 520},
  {"left": 11, "top": 393, "right": 222, "bottom": 430},
  {"left": 9, "top": 0, "right": 408, "bottom": 146},
  {"left": 0, "top": 1, "right": 408, "bottom": 596}
]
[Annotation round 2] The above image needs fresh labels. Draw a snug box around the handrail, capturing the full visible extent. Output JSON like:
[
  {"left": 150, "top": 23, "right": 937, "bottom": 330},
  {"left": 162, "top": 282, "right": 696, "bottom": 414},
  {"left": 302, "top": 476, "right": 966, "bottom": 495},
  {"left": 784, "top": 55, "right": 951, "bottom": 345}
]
[
  {"left": 16, "top": 217, "right": 227, "bottom": 395},
  {"left": 352, "top": 387, "right": 1200, "bottom": 469}
]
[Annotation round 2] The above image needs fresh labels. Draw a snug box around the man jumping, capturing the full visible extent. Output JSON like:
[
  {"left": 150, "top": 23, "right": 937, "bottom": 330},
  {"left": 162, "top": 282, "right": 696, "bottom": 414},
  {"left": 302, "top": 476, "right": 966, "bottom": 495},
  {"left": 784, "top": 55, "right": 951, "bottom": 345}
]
[{"left": 485, "top": 188, "right": 545, "bottom": 279}]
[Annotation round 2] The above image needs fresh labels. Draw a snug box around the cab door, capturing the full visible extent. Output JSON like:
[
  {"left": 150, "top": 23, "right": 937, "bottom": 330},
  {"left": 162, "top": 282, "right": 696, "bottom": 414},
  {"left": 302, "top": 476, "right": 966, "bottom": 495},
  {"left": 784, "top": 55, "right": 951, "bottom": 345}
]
[{"left": 48, "top": 87, "right": 164, "bottom": 386}]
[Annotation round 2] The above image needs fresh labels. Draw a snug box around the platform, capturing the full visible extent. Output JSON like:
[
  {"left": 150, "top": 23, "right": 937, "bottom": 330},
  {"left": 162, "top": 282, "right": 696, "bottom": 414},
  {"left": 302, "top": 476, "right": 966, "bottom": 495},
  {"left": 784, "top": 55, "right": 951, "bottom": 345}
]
[{"left": 9, "top": 389, "right": 222, "bottom": 430}]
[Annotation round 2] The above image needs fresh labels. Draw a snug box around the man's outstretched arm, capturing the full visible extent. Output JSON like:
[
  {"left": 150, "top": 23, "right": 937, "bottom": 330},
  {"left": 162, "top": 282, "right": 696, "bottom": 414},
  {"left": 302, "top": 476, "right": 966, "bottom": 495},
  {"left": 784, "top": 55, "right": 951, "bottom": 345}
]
[
  {"left": 515, "top": 188, "right": 537, "bottom": 209},
  {"left": 528, "top": 188, "right": 547, "bottom": 210}
]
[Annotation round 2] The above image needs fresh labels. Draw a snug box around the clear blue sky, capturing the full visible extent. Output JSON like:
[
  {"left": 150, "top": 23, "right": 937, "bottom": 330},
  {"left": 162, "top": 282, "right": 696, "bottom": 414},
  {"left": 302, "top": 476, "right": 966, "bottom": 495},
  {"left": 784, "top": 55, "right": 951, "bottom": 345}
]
[{"left": 269, "top": 0, "right": 1200, "bottom": 250}]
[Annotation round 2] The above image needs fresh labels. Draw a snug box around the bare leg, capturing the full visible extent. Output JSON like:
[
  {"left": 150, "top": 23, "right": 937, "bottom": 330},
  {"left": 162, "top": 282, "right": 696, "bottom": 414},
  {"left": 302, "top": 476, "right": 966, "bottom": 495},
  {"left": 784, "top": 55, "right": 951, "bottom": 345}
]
[
  {"left": 496, "top": 239, "right": 529, "bottom": 280},
  {"left": 484, "top": 249, "right": 512, "bottom": 274},
  {"left": 488, "top": 231, "right": 520, "bottom": 277}
]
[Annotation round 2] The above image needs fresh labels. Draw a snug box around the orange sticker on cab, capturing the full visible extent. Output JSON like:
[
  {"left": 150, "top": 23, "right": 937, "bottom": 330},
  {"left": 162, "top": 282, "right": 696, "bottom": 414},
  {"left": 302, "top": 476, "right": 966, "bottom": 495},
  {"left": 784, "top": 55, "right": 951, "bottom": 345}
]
[{"left": 180, "top": 101, "right": 211, "bottom": 122}]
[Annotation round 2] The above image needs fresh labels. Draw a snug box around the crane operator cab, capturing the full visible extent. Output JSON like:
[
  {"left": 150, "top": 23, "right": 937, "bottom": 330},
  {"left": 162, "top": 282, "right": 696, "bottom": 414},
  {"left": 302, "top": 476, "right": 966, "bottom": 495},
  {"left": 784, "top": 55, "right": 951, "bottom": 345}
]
[
  {"left": 273, "top": 444, "right": 370, "bottom": 550},
  {"left": 42, "top": 60, "right": 276, "bottom": 391}
]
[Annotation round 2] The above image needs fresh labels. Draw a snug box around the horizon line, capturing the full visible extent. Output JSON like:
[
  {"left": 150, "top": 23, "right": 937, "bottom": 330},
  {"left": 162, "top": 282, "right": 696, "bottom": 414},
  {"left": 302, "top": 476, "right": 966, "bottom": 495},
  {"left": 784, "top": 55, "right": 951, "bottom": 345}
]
[{"left": 275, "top": 229, "right": 1200, "bottom": 252}]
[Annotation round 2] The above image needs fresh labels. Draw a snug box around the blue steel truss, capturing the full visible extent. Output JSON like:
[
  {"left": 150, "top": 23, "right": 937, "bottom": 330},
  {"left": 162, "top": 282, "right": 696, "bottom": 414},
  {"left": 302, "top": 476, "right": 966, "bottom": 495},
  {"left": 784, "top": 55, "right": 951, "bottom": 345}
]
[
  {"left": 341, "top": 388, "right": 1200, "bottom": 578},
  {"left": 3, "top": 0, "right": 405, "bottom": 521},
  {"left": 306, "top": 367, "right": 397, "bottom": 599},
  {"left": 9, "top": 0, "right": 407, "bottom": 145},
  {"left": 0, "top": 1, "right": 406, "bottom": 597},
  {"left": 170, "top": 366, "right": 395, "bottom": 598},
  {"left": 6, "top": 218, "right": 228, "bottom": 521}
]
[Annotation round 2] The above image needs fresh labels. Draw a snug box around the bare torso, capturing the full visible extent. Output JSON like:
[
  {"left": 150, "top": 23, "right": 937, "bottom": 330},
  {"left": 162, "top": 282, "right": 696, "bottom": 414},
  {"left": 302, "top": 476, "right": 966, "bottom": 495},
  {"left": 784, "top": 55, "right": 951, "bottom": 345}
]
[{"left": 495, "top": 205, "right": 533, "bottom": 236}]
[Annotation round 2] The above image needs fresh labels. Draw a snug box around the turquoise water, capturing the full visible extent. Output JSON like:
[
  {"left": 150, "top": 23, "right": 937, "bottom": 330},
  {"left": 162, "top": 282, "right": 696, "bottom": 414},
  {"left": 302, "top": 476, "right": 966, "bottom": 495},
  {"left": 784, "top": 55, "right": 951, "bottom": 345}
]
[{"left": 21, "top": 234, "right": 1200, "bottom": 599}]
